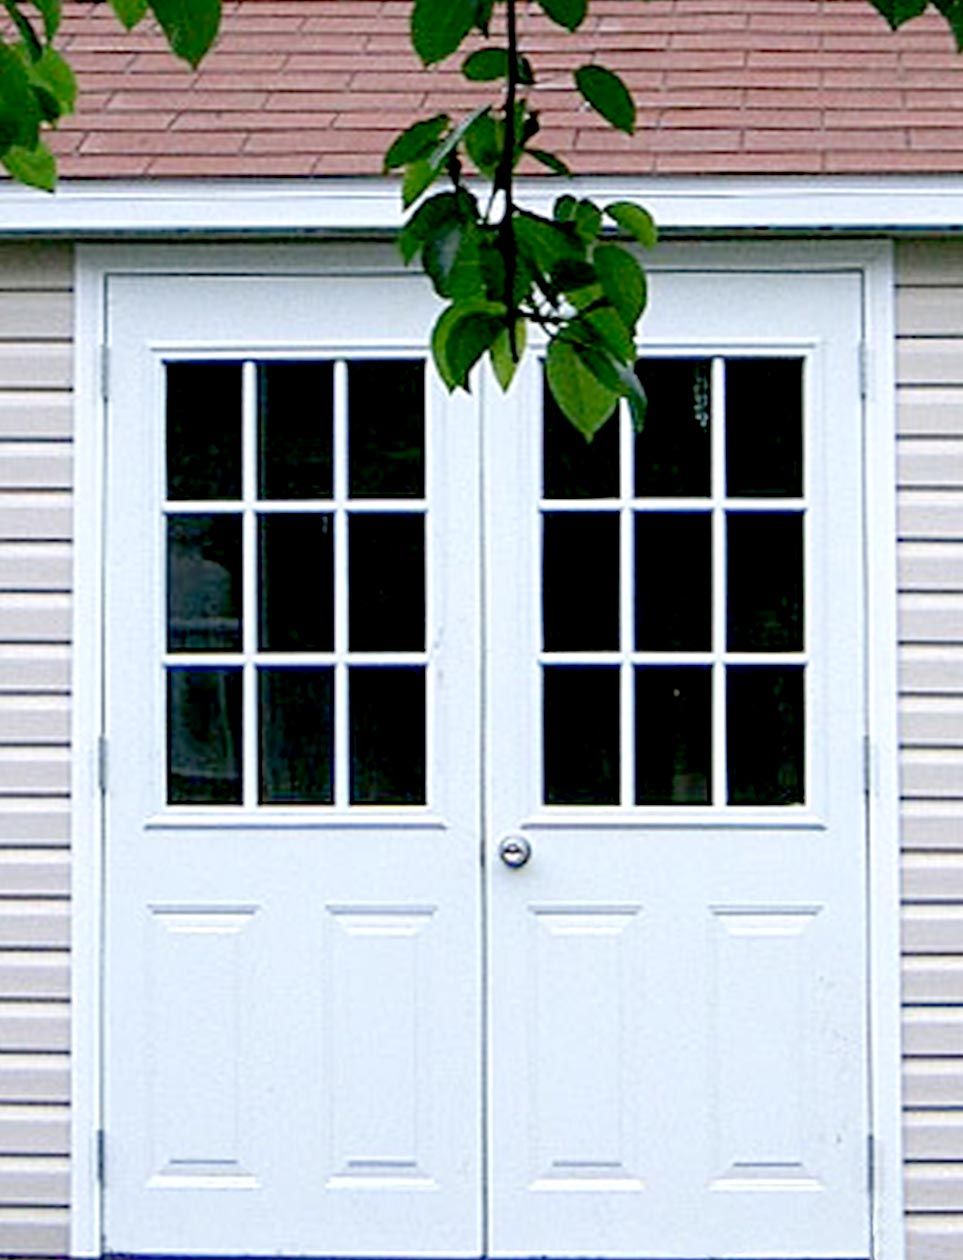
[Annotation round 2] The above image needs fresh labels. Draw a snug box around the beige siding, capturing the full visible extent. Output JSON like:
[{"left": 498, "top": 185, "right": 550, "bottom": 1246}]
[
  {"left": 0, "top": 243, "right": 71, "bottom": 1259},
  {"left": 898, "top": 240, "right": 963, "bottom": 1260}
]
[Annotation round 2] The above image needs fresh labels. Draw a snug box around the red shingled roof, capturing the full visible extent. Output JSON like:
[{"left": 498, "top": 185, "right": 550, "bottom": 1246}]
[{"left": 47, "top": 0, "right": 963, "bottom": 178}]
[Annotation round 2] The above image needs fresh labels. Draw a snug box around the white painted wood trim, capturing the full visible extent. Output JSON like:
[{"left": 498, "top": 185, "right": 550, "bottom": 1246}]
[
  {"left": 69, "top": 239, "right": 903, "bottom": 1260},
  {"left": 70, "top": 251, "right": 106, "bottom": 1256},
  {"left": 9, "top": 175, "right": 963, "bottom": 237}
]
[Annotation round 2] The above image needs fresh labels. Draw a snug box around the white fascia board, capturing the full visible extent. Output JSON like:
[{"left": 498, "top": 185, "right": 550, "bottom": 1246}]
[{"left": 9, "top": 174, "right": 963, "bottom": 235}]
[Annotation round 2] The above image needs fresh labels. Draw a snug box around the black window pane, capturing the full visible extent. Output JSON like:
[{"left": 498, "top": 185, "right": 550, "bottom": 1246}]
[
  {"left": 727, "top": 666, "right": 805, "bottom": 805},
  {"left": 167, "top": 362, "right": 242, "bottom": 500},
  {"left": 349, "top": 513, "right": 425, "bottom": 651},
  {"left": 635, "top": 667, "right": 711, "bottom": 805},
  {"left": 259, "top": 513, "right": 334, "bottom": 651},
  {"left": 543, "top": 666, "right": 620, "bottom": 805},
  {"left": 348, "top": 360, "right": 425, "bottom": 498},
  {"left": 543, "top": 376, "right": 618, "bottom": 499},
  {"left": 726, "top": 358, "right": 803, "bottom": 498},
  {"left": 727, "top": 512, "right": 803, "bottom": 652},
  {"left": 167, "top": 514, "right": 242, "bottom": 652},
  {"left": 258, "top": 361, "right": 333, "bottom": 500},
  {"left": 635, "top": 512, "right": 712, "bottom": 651},
  {"left": 350, "top": 667, "right": 425, "bottom": 804},
  {"left": 168, "top": 668, "right": 242, "bottom": 805},
  {"left": 543, "top": 512, "right": 619, "bottom": 650},
  {"left": 259, "top": 668, "right": 334, "bottom": 805},
  {"left": 634, "top": 359, "right": 711, "bottom": 497}
]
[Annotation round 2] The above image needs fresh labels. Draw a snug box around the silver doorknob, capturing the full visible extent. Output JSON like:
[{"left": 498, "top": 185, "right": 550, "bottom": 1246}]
[{"left": 498, "top": 835, "right": 532, "bottom": 868}]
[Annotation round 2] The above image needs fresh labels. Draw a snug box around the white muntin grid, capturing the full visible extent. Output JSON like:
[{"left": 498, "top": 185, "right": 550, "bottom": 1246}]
[
  {"left": 161, "top": 354, "right": 431, "bottom": 811},
  {"left": 537, "top": 353, "right": 810, "bottom": 810}
]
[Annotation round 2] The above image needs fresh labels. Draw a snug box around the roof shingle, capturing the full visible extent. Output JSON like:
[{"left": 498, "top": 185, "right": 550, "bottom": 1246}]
[{"left": 43, "top": 0, "right": 963, "bottom": 178}]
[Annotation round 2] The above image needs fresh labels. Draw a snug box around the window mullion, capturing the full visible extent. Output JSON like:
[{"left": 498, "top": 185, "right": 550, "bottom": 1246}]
[{"left": 334, "top": 360, "right": 350, "bottom": 809}]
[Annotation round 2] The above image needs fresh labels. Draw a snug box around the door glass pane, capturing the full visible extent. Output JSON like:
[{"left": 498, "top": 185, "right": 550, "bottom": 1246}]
[
  {"left": 348, "top": 360, "right": 425, "bottom": 498},
  {"left": 727, "top": 666, "right": 804, "bottom": 805},
  {"left": 259, "top": 667, "right": 334, "bottom": 804},
  {"left": 168, "top": 668, "right": 242, "bottom": 805},
  {"left": 634, "top": 359, "right": 711, "bottom": 497},
  {"left": 635, "top": 512, "right": 711, "bottom": 651},
  {"left": 350, "top": 667, "right": 426, "bottom": 804},
  {"left": 727, "top": 512, "right": 803, "bottom": 652},
  {"left": 258, "top": 361, "right": 333, "bottom": 500},
  {"left": 259, "top": 513, "right": 334, "bottom": 652},
  {"left": 167, "top": 513, "right": 242, "bottom": 652},
  {"left": 167, "top": 362, "right": 242, "bottom": 501},
  {"left": 543, "top": 379, "right": 619, "bottom": 499},
  {"left": 542, "top": 512, "right": 619, "bottom": 650},
  {"left": 635, "top": 666, "right": 711, "bottom": 805},
  {"left": 726, "top": 358, "right": 803, "bottom": 498},
  {"left": 543, "top": 666, "right": 620, "bottom": 805},
  {"left": 349, "top": 513, "right": 425, "bottom": 652}
]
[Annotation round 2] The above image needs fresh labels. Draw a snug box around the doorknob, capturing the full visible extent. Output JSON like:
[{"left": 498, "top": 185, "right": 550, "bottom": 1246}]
[{"left": 498, "top": 835, "right": 532, "bottom": 868}]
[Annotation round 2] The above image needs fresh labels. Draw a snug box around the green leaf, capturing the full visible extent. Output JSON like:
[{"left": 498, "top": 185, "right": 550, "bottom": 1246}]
[
  {"left": 615, "top": 361, "right": 647, "bottom": 432},
  {"left": 2, "top": 3, "right": 41, "bottom": 59},
  {"left": 579, "top": 305, "right": 635, "bottom": 363},
  {"left": 2, "top": 137, "right": 54, "bottom": 189},
  {"left": 148, "top": 0, "right": 221, "bottom": 68},
  {"left": 24, "top": 45, "right": 75, "bottom": 115},
  {"left": 0, "top": 41, "right": 41, "bottom": 153},
  {"left": 546, "top": 336, "right": 619, "bottom": 440},
  {"left": 528, "top": 147, "right": 570, "bottom": 176},
  {"left": 593, "top": 243, "right": 647, "bottom": 331},
  {"left": 28, "top": 0, "right": 60, "bottom": 40},
  {"left": 536, "top": 0, "right": 588, "bottom": 31},
  {"left": 431, "top": 299, "right": 506, "bottom": 391},
  {"left": 398, "top": 191, "right": 463, "bottom": 264},
  {"left": 402, "top": 158, "right": 437, "bottom": 209},
  {"left": 554, "top": 194, "right": 577, "bottom": 222},
  {"left": 516, "top": 212, "right": 582, "bottom": 270},
  {"left": 472, "top": 0, "right": 495, "bottom": 35},
  {"left": 575, "top": 64, "right": 636, "bottom": 134},
  {"left": 490, "top": 320, "right": 527, "bottom": 390},
  {"left": 550, "top": 258, "right": 597, "bottom": 292},
  {"left": 384, "top": 113, "right": 449, "bottom": 172},
  {"left": 604, "top": 200, "right": 658, "bottom": 248},
  {"left": 573, "top": 198, "right": 602, "bottom": 242},
  {"left": 464, "top": 110, "right": 500, "bottom": 176},
  {"left": 411, "top": 0, "right": 475, "bottom": 65},
  {"left": 518, "top": 56, "right": 535, "bottom": 86},
  {"left": 462, "top": 47, "right": 509, "bottom": 80},
  {"left": 866, "top": 0, "right": 927, "bottom": 30},
  {"left": 109, "top": 0, "right": 148, "bottom": 29}
]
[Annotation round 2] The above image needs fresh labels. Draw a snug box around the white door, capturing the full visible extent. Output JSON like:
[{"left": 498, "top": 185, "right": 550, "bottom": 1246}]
[{"left": 102, "top": 254, "right": 870, "bottom": 1259}]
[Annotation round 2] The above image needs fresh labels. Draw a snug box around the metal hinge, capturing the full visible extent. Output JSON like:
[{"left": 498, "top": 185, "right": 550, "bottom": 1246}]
[
  {"left": 862, "top": 734, "right": 873, "bottom": 800},
  {"left": 97, "top": 735, "right": 108, "bottom": 796},
  {"left": 100, "top": 344, "right": 110, "bottom": 403},
  {"left": 867, "top": 1133, "right": 876, "bottom": 1196},
  {"left": 859, "top": 341, "right": 869, "bottom": 402},
  {"left": 96, "top": 1128, "right": 106, "bottom": 1186}
]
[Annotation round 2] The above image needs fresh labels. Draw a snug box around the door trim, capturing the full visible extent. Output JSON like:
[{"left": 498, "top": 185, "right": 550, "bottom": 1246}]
[{"left": 70, "top": 239, "right": 901, "bottom": 1259}]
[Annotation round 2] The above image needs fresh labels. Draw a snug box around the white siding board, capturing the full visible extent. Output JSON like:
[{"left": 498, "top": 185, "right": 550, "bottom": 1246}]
[
  {"left": 900, "top": 497, "right": 963, "bottom": 542},
  {"left": 0, "top": 854, "right": 68, "bottom": 898},
  {"left": 901, "top": 441, "right": 963, "bottom": 490},
  {"left": 0, "top": 345, "right": 71, "bottom": 393},
  {"left": 0, "top": 1156, "right": 67, "bottom": 1204},
  {"left": 0, "top": 294, "right": 71, "bottom": 343},
  {"left": 899, "top": 390, "right": 963, "bottom": 436},
  {"left": 0, "top": 647, "right": 69, "bottom": 695},
  {"left": 0, "top": 595, "right": 70, "bottom": 644},
  {"left": 0, "top": 1107, "right": 67, "bottom": 1156},
  {"left": 902, "top": 696, "right": 963, "bottom": 746},
  {"left": 0, "top": 1065, "right": 67, "bottom": 1107},
  {"left": 0, "top": 697, "right": 69, "bottom": 745},
  {"left": 904, "top": 853, "right": 963, "bottom": 901},
  {"left": 904, "top": 1060, "right": 963, "bottom": 1108},
  {"left": 898, "top": 340, "right": 963, "bottom": 388},
  {"left": 904, "top": 957, "right": 963, "bottom": 1003},
  {"left": 0, "top": 1207, "right": 68, "bottom": 1258},
  {"left": 906, "top": 1165, "right": 963, "bottom": 1212},
  {"left": 902, "top": 647, "right": 963, "bottom": 696},
  {"left": 0, "top": 494, "right": 71, "bottom": 543},
  {"left": 900, "top": 546, "right": 963, "bottom": 593},
  {"left": 0, "top": 448, "right": 71, "bottom": 493},
  {"left": 0, "top": 906, "right": 68, "bottom": 950},
  {"left": 0, "top": 750, "right": 69, "bottom": 796},
  {"left": 897, "top": 241, "right": 963, "bottom": 285},
  {"left": 0, "top": 803, "right": 68, "bottom": 846},
  {"left": 0, "top": 394, "right": 72, "bottom": 440},
  {"left": 0, "top": 956, "right": 67, "bottom": 1000},
  {"left": 0, "top": 1005, "right": 68, "bottom": 1053},
  {"left": 0, "top": 245, "right": 70, "bottom": 291},
  {"left": 0, "top": 545, "right": 70, "bottom": 594}
]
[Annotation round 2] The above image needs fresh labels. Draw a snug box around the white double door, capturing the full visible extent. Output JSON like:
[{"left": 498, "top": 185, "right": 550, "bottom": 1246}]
[{"left": 103, "top": 250, "right": 870, "bottom": 1258}]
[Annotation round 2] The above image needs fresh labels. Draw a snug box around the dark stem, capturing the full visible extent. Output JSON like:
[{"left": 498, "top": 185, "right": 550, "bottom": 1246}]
[{"left": 499, "top": 0, "right": 519, "bottom": 360}]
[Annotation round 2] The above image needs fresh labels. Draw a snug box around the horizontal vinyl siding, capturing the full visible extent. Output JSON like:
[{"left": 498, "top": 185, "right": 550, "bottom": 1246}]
[
  {"left": 0, "top": 243, "right": 72, "bottom": 1259},
  {"left": 898, "top": 240, "right": 963, "bottom": 1260}
]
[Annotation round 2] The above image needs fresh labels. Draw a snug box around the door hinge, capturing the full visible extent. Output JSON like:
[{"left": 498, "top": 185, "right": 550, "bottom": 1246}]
[
  {"left": 862, "top": 734, "right": 873, "bottom": 799},
  {"left": 867, "top": 1133, "right": 876, "bottom": 1196},
  {"left": 859, "top": 341, "right": 869, "bottom": 402},
  {"left": 96, "top": 1128, "right": 106, "bottom": 1186},
  {"left": 100, "top": 344, "right": 110, "bottom": 403},
  {"left": 97, "top": 735, "right": 108, "bottom": 796}
]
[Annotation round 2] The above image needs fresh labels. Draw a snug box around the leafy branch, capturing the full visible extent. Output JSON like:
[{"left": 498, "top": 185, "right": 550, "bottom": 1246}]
[{"left": 385, "top": 0, "right": 656, "bottom": 439}]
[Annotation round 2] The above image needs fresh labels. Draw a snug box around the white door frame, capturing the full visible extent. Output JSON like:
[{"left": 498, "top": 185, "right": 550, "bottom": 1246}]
[{"left": 70, "top": 238, "right": 902, "bottom": 1260}]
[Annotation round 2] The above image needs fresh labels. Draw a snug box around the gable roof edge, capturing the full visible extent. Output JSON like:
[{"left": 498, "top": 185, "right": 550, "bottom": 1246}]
[{"left": 5, "top": 175, "right": 963, "bottom": 236}]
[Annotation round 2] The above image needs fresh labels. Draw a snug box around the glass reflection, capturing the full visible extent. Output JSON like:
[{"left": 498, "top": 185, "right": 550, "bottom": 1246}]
[
  {"left": 543, "top": 666, "right": 620, "bottom": 805},
  {"left": 635, "top": 667, "right": 711, "bottom": 804},
  {"left": 726, "top": 358, "right": 803, "bottom": 498},
  {"left": 542, "top": 512, "right": 619, "bottom": 650},
  {"left": 259, "top": 668, "right": 334, "bottom": 804},
  {"left": 168, "top": 668, "right": 242, "bottom": 805},
  {"left": 634, "top": 359, "right": 711, "bottom": 497},
  {"left": 348, "top": 360, "right": 425, "bottom": 498},
  {"left": 350, "top": 667, "right": 426, "bottom": 804},
  {"left": 727, "top": 666, "right": 804, "bottom": 805},
  {"left": 727, "top": 512, "right": 803, "bottom": 652},
  {"left": 259, "top": 513, "right": 334, "bottom": 652},
  {"left": 166, "top": 362, "right": 242, "bottom": 501},
  {"left": 167, "top": 514, "right": 242, "bottom": 652},
  {"left": 258, "top": 361, "right": 334, "bottom": 500}
]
